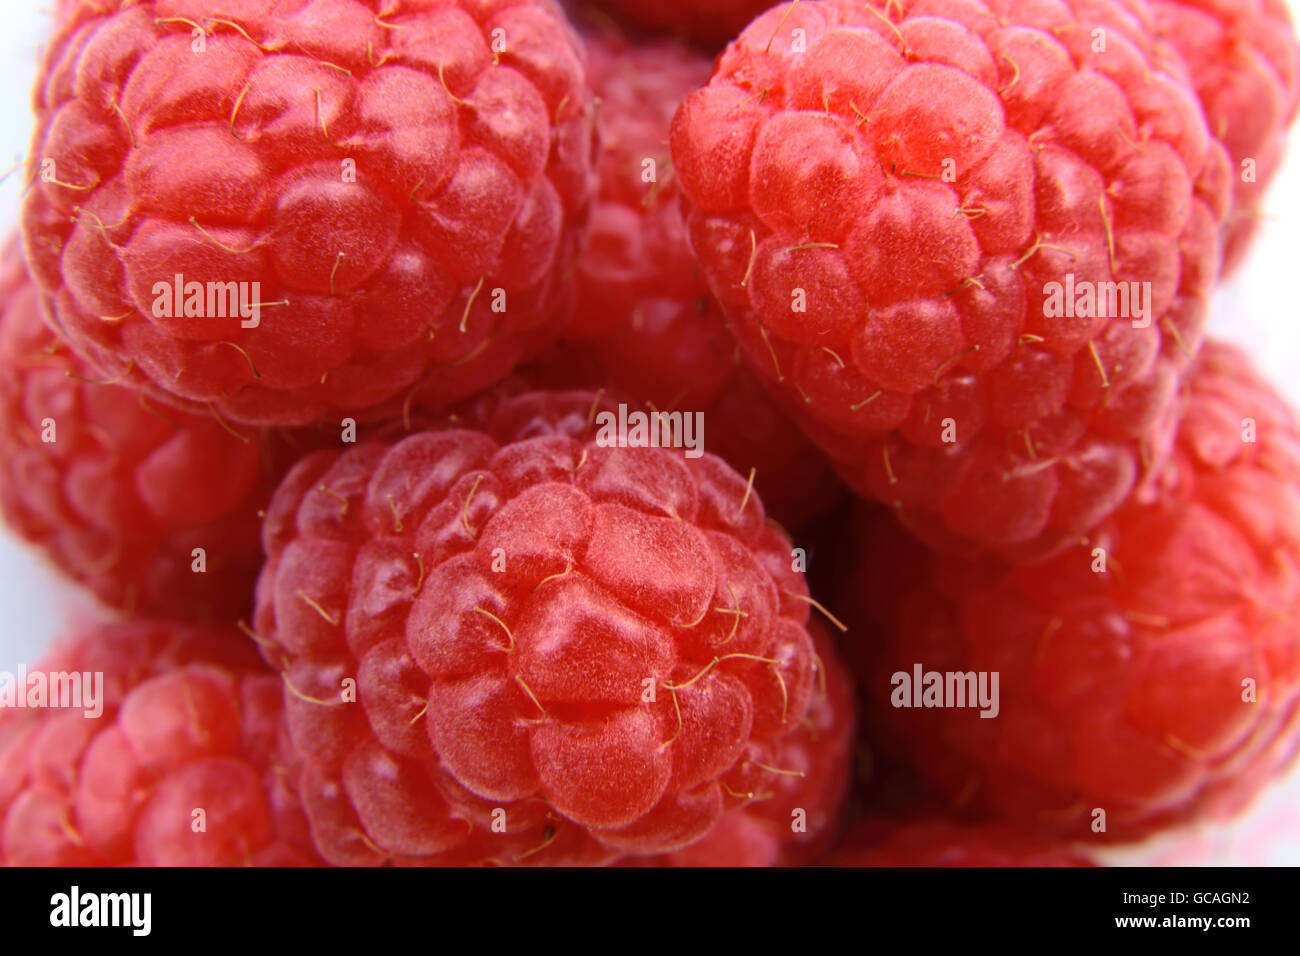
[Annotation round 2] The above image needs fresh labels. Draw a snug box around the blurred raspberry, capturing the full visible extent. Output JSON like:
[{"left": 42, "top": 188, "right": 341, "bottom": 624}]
[
  {"left": 254, "top": 388, "right": 854, "bottom": 864},
  {"left": 671, "top": 0, "right": 1231, "bottom": 560},
  {"left": 844, "top": 341, "right": 1300, "bottom": 841},
  {"left": 0, "top": 619, "right": 316, "bottom": 866},
  {"left": 0, "top": 237, "right": 315, "bottom": 620},
  {"left": 829, "top": 818, "right": 1092, "bottom": 866},
  {"left": 23, "top": 0, "right": 596, "bottom": 426},
  {"left": 1153, "top": 0, "right": 1300, "bottom": 273},
  {"left": 530, "top": 27, "right": 843, "bottom": 532},
  {"left": 581, "top": 0, "right": 775, "bottom": 47},
  {"left": 570, "top": 30, "right": 714, "bottom": 341}
]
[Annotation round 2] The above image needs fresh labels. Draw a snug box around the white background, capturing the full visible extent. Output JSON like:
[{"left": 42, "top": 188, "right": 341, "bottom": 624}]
[{"left": 0, "top": 3, "right": 1296, "bottom": 864}]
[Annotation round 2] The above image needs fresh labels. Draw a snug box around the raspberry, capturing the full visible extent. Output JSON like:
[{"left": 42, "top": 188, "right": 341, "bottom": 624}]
[
  {"left": 23, "top": 0, "right": 596, "bottom": 427},
  {"left": 253, "top": 388, "right": 854, "bottom": 864},
  {"left": 0, "top": 619, "right": 316, "bottom": 866},
  {"left": 829, "top": 819, "right": 1092, "bottom": 866},
  {"left": 531, "top": 28, "right": 843, "bottom": 531},
  {"left": 1152, "top": 0, "right": 1300, "bottom": 273},
  {"left": 671, "top": 0, "right": 1231, "bottom": 559},
  {"left": 570, "top": 31, "right": 714, "bottom": 339},
  {"left": 585, "top": 0, "right": 774, "bottom": 47},
  {"left": 845, "top": 341, "right": 1300, "bottom": 840},
  {"left": 0, "top": 237, "right": 310, "bottom": 620}
]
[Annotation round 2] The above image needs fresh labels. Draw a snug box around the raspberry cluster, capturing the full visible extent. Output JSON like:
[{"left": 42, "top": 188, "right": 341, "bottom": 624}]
[{"left": 1, "top": 0, "right": 1298, "bottom": 871}]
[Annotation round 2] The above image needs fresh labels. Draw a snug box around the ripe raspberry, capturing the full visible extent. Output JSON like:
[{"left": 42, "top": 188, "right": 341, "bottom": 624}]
[
  {"left": 1153, "top": 0, "right": 1300, "bottom": 273},
  {"left": 253, "top": 388, "right": 854, "bottom": 864},
  {"left": 532, "top": 29, "right": 843, "bottom": 531},
  {"left": 0, "top": 619, "right": 316, "bottom": 866},
  {"left": 845, "top": 341, "right": 1300, "bottom": 840},
  {"left": 585, "top": 0, "right": 774, "bottom": 47},
  {"left": 671, "top": 0, "right": 1231, "bottom": 559},
  {"left": 0, "top": 237, "right": 311, "bottom": 620},
  {"left": 23, "top": 0, "right": 596, "bottom": 427},
  {"left": 829, "top": 819, "right": 1092, "bottom": 866}
]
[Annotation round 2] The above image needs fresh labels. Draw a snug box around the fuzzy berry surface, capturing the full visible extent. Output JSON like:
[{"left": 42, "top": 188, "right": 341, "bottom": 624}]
[
  {"left": 671, "top": 0, "right": 1231, "bottom": 560},
  {"left": 529, "top": 28, "right": 843, "bottom": 532},
  {"left": 642, "top": 618, "right": 856, "bottom": 866},
  {"left": 1153, "top": 0, "right": 1300, "bottom": 273},
  {"left": 846, "top": 341, "right": 1300, "bottom": 840},
  {"left": 828, "top": 818, "right": 1092, "bottom": 866},
  {"left": 23, "top": 0, "right": 596, "bottom": 427},
  {"left": 0, "top": 237, "right": 313, "bottom": 621},
  {"left": 0, "top": 620, "right": 316, "bottom": 866},
  {"left": 254, "top": 388, "right": 854, "bottom": 864}
]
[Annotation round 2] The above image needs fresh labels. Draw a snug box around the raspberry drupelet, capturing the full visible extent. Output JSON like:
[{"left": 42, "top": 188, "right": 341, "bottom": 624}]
[{"left": 645, "top": 618, "right": 857, "bottom": 866}]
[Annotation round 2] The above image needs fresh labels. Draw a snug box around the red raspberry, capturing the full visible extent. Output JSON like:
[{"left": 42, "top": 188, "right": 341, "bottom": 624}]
[
  {"left": 1153, "top": 0, "right": 1300, "bottom": 273},
  {"left": 845, "top": 341, "right": 1300, "bottom": 841},
  {"left": 828, "top": 819, "right": 1092, "bottom": 866},
  {"left": 570, "top": 31, "right": 714, "bottom": 341},
  {"left": 587, "top": 0, "right": 774, "bottom": 46},
  {"left": 23, "top": 0, "right": 596, "bottom": 427},
  {"left": 530, "top": 29, "right": 843, "bottom": 532},
  {"left": 0, "top": 237, "right": 309, "bottom": 620},
  {"left": 0, "top": 619, "right": 316, "bottom": 866},
  {"left": 253, "top": 388, "right": 854, "bottom": 864},
  {"left": 671, "top": 0, "right": 1231, "bottom": 559}
]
